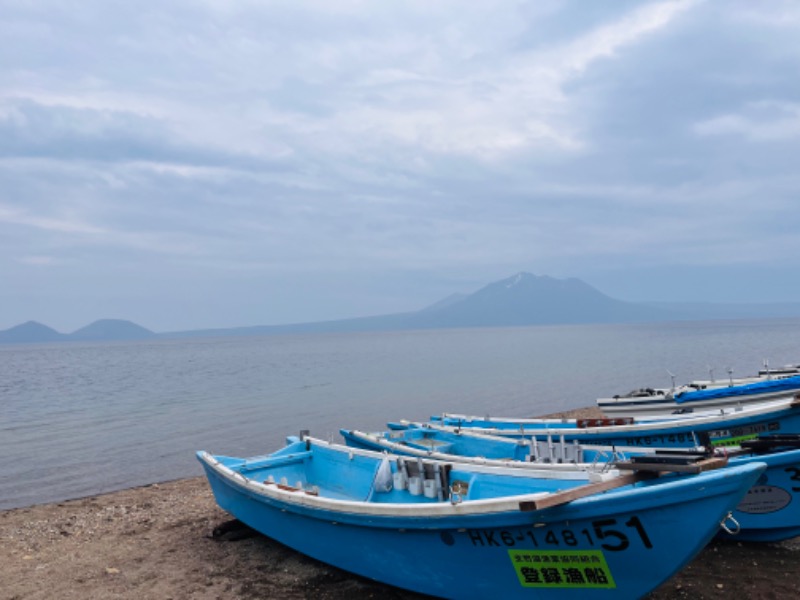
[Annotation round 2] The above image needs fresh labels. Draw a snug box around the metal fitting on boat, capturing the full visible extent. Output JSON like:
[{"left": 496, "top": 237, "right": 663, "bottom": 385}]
[{"left": 719, "top": 511, "right": 741, "bottom": 535}]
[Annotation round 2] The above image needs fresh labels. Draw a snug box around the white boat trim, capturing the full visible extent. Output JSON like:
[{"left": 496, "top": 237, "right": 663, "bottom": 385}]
[
  {"left": 199, "top": 446, "right": 566, "bottom": 518},
  {"left": 439, "top": 397, "right": 800, "bottom": 436},
  {"left": 345, "top": 429, "right": 606, "bottom": 471}
]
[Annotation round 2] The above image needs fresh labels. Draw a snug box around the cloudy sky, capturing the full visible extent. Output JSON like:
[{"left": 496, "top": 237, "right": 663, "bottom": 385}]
[{"left": 3, "top": 0, "right": 800, "bottom": 332}]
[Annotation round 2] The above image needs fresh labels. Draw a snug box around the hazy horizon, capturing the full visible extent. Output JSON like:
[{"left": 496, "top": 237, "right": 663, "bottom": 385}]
[{"left": 6, "top": 271, "right": 800, "bottom": 336}]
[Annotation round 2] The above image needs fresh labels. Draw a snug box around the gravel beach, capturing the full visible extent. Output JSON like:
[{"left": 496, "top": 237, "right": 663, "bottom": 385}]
[
  {"left": 3, "top": 474, "right": 800, "bottom": 599},
  {"left": 3, "top": 474, "right": 800, "bottom": 600},
  {"left": 4, "top": 407, "right": 800, "bottom": 599}
]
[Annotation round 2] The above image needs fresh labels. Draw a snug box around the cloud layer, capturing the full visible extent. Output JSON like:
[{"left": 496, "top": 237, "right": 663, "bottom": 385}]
[{"left": 3, "top": 1, "right": 800, "bottom": 330}]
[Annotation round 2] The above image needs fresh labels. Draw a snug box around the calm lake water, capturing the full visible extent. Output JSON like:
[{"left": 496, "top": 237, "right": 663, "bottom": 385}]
[{"left": 2, "top": 319, "right": 800, "bottom": 510}]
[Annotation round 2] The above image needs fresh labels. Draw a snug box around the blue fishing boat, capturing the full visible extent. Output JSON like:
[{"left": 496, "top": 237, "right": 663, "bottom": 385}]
[
  {"left": 675, "top": 375, "right": 800, "bottom": 405},
  {"left": 342, "top": 425, "right": 800, "bottom": 543},
  {"left": 198, "top": 436, "right": 765, "bottom": 599},
  {"left": 598, "top": 370, "right": 800, "bottom": 417},
  {"left": 720, "top": 435, "right": 800, "bottom": 542},
  {"left": 431, "top": 397, "right": 800, "bottom": 449},
  {"left": 341, "top": 424, "right": 617, "bottom": 468}
]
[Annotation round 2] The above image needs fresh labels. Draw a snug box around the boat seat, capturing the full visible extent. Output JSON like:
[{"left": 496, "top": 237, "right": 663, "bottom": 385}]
[
  {"left": 397, "top": 458, "right": 452, "bottom": 500},
  {"left": 240, "top": 450, "right": 313, "bottom": 472},
  {"left": 530, "top": 437, "right": 583, "bottom": 463}
]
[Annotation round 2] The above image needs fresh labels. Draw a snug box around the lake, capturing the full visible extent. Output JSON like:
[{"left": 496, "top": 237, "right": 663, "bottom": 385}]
[{"left": 2, "top": 319, "right": 800, "bottom": 510}]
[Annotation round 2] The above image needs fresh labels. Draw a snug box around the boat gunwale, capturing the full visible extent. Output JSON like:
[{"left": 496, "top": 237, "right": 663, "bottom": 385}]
[
  {"left": 437, "top": 397, "right": 800, "bottom": 436},
  {"left": 198, "top": 439, "right": 768, "bottom": 521},
  {"left": 342, "top": 428, "right": 594, "bottom": 472}
]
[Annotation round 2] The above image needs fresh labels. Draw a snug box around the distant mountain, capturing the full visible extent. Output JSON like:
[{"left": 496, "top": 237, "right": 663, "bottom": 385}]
[
  {"left": 0, "top": 319, "right": 155, "bottom": 344},
  {"left": 3, "top": 272, "right": 800, "bottom": 344},
  {"left": 419, "top": 293, "right": 469, "bottom": 313},
  {"left": 0, "top": 321, "right": 66, "bottom": 344},
  {"left": 69, "top": 319, "right": 156, "bottom": 342},
  {"left": 408, "top": 273, "right": 670, "bottom": 328},
  {"left": 163, "top": 272, "right": 674, "bottom": 338}
]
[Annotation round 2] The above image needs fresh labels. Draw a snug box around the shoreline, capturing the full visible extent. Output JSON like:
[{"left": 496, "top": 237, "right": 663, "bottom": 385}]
[
  {"left": 1, "top": 475, "right": 430, "bottom": 600},
  {"left": 5, "top": 407, "right": 800, "bottom": 599},
  {"left": 3, "top": 475, "right": 800, "bottom": 599}
]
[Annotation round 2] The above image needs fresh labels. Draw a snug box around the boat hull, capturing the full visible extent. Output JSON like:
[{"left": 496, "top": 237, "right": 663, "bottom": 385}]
[
  {"left": 199, "top": 449, "right": 764, "bottom": 599},
  {"left": 344, "top": 427, "right": 800, "bottom": 543},
  {"left": 598, "top": 388, "right": 799, "bottom": 417},
  {"left": 726, "top": 449, "right": 800, "bottom": 542},
  {"left": 435, "top": 400, "right": 800, "bottom": 449},
  {"left": 598, "top": 375, "right": 800, "bottom": 417}
]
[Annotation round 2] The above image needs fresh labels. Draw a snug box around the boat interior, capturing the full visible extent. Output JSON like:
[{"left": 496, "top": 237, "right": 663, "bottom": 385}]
[{"left": 208, "top": 437, "right": 599, "bottom": 505}]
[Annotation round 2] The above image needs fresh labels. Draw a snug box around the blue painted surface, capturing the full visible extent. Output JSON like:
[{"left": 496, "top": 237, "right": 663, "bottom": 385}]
[
  {"left": 723, "top": 448, "right": 800, "bottom": 542},
  {"left": 432, "top": 401, "right": 800, "bottom": 449},
  {"left": 343, "top": 423, "right": 800, "bottom": 543},
  {"left": 341, "top": 426, "right": 533, "bottom": 462},
  {"left": 675, "top": 375, "right": 800, "bottom": 403},
  {"left": 198, "top": 439, "right": 765, "bottom": 599}
]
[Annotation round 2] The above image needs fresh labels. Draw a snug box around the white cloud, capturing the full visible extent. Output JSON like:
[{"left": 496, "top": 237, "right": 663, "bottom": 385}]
[
  {"left": 728, "top": 2, "right": 800, "bottom": 29},
  {"left": 0, "top": 203, "right": 106, "bottom": 235},
  {"left": 17, "top": 255, "right": 63, "bottom": 266},
  {"left": 552, "top": 0, "right": 696, "bottom": 75},
  {"left": 4, "top": 1, "right": 800, "bottom": 329},
  {"left": 694, "top": 101, "right": 800, "bottom": 141},
  {"left": 0, "top": 1, "right": 696, "bottom": 164},
  {"left": 302, "top": 1, "right": 696, "bottom": 159}
]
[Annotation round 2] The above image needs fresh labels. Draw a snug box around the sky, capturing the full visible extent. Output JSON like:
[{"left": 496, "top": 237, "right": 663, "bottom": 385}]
[{"left": 3, "top": 0, "right": 800, "bottom": 332}]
